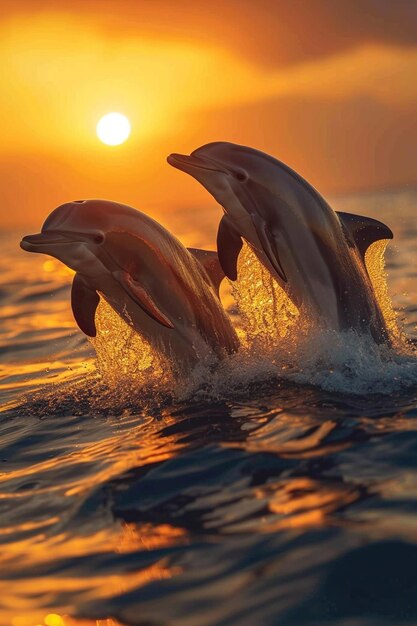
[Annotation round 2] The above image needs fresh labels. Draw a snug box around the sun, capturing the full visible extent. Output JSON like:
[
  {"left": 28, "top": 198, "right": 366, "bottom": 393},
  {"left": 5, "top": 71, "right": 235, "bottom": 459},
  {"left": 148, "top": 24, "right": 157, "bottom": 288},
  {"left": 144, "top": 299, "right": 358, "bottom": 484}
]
[{"left": 96, "top": 112, "right": 131, "bottom": 146}]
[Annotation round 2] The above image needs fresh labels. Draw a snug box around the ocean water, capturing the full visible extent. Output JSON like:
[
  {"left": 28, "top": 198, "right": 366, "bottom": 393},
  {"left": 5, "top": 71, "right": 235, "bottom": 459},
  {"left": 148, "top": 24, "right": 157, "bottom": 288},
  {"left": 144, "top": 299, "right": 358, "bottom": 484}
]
[{"left": 3, "top": 188, "right": 417, "bottom": 626}]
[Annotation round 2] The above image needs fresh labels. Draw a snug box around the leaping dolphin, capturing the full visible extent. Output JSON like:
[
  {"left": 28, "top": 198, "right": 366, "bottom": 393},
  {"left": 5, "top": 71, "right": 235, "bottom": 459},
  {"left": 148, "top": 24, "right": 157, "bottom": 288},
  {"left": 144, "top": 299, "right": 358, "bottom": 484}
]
[
  {"left": 168, "top": 142, "right": 393, "bottom": 344},
  {"left": 20, "top": 199, "right": 239, "bottom": 372}
]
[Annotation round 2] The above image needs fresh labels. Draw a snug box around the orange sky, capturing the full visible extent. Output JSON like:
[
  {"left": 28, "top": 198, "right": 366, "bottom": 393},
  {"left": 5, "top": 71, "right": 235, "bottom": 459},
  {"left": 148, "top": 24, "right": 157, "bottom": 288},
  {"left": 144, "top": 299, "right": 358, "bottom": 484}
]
[{"left": 2, "top": 0, "right": 417, "bottom": 228}]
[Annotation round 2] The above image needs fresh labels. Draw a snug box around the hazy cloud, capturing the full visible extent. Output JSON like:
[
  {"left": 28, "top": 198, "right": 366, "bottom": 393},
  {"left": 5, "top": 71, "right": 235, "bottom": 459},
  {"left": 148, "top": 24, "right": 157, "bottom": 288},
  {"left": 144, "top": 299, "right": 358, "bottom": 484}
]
[{"left": 2, "top": 0, "right": 417, "bottom": 68}]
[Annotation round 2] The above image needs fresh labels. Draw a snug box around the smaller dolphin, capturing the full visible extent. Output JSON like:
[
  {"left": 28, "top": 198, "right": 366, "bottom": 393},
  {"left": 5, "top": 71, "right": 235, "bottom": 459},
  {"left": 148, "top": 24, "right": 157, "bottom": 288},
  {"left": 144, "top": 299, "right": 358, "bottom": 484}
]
[
  {"left": 168, "top": 142, "right": 393, "bottom": 344},
  {"left": 20, "top": 199, "right": 239, "bottom": 372}
]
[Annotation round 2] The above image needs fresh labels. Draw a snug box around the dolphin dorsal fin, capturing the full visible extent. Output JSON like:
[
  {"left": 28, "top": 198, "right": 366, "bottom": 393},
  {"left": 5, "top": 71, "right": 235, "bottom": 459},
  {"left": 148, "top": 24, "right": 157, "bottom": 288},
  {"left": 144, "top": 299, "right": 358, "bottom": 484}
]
[
  {"left": 71, "top": 273, "right": 100, "bottom": 337},
  {"left": 337, "top": 211, "right": 393, "bottom": 260},
  {"left": 188, "top": 248, "right": 225, "bottom": 295},
  {"left": 216, "top": 215, "right": 243, "bottom": 281}
]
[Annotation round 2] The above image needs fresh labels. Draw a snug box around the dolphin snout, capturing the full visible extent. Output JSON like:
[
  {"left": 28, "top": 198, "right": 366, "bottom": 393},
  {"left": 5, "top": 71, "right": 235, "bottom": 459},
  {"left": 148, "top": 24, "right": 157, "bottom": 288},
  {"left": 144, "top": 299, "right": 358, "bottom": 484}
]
[
  {"left": 167, "top": 153, "right": 225, "bottom": 174},
  {"left": 20, "top": 232, "right": 70, "bottom": 252}
]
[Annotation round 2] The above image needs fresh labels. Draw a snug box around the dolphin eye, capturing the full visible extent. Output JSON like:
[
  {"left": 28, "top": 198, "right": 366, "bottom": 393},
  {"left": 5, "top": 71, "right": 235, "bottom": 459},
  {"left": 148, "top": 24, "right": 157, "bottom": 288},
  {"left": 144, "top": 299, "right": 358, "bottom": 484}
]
[
  {"left": 93, "top": 233, "right": 105, "bottom": 244},
  {"left": 234, "top": 171, "right": 248, "bottom": 182}
]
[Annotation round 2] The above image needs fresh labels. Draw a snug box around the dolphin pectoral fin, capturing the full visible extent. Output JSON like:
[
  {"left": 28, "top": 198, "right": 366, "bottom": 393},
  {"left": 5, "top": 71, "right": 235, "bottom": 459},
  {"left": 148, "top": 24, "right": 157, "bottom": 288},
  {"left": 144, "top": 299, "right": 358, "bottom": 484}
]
[
  {"left": 337, "top": 211, "right": 393, "bottom": 259},
  {"left": 188, "top": 248, "right": 225, "bottom": 295},
  {"left": 250, "top": 213, "right": 287, "bottom": 282},
  {"left": 216, "top": 215, "right": 243, "bottom": 281},
  {"left": 113, "top": 271, "right": 174, "bottom": 329},
  {"left": 71, "top": 273, "right": 100, "bottom": 337}
]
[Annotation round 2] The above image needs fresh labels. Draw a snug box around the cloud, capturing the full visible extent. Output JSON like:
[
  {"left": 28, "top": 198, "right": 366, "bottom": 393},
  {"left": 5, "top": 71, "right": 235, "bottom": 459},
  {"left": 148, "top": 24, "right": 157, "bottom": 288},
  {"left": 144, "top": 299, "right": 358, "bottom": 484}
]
[
  {"left": 2, "top": 0, "right": 417, "bottom": 68},
  {"left": 3, "top": 9, "right": 417, "bottom": 158},
  {"left": 2, "top": 1, "right": 417, "bottom": 227}
]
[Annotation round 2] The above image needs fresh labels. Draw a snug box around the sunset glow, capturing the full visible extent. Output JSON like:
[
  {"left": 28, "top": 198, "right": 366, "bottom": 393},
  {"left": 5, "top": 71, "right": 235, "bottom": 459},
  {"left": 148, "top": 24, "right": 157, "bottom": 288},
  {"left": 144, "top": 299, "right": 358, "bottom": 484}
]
[
  {"left": 1, "top": 2, "right": 417, "bottom": 229},
  {"left": 4, "top": 4, "right": 417, "bottom": 625}
]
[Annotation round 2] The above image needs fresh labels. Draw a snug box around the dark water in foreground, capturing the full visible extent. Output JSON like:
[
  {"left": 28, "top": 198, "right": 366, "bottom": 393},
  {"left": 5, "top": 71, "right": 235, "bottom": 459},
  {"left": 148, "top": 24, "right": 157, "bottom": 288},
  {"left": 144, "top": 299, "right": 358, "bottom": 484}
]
[{"left": 3, "top": 189, "right": 417, "bottom": 626}]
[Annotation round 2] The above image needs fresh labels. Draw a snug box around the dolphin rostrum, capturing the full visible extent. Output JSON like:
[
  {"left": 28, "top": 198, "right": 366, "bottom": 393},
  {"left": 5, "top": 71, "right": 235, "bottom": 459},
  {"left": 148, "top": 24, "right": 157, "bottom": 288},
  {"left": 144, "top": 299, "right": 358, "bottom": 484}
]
[
  {"left": 168, "top": 141, "right": 394, "bottom": 344},
  {"left": 20, "top": 199, "right": 239, "bottom": 371}
]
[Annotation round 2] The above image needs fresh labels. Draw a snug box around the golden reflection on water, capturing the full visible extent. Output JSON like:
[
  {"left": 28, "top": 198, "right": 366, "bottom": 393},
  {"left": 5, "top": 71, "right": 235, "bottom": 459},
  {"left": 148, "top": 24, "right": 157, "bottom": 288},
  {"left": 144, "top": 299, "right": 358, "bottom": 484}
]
[
  {"left": 2, "top": 392, "right": 187, "bottom": 626},
  {"left": 255, "top": 476, "right": 361, "bottom": 532},
  {"left": 3, "top": 216, "right": 409, "bottom": 626},
  {"left": 7, "top": 521, "right": 183, "bottom": 626},
  {"left": 12, "top": 614, "right": 123, "bottom": 625},
  {"left": 117, "top": 522, "right": 187, "bottom": 552}
]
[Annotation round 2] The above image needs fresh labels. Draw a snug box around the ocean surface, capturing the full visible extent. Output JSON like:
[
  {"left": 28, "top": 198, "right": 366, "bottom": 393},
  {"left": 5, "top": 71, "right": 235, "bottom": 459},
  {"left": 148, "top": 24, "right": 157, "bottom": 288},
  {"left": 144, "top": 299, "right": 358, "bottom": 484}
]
[{"left": 3, "top": 188, "right": 417, "bottom": 626}]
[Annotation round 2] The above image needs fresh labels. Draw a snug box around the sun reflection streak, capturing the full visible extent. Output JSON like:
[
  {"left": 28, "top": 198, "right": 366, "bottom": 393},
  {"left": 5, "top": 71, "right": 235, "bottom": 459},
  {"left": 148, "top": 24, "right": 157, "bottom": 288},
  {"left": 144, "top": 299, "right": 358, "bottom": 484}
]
[
  {"left": 219, "top": 471, "right": 364, "bottom": 535},
  {"left": 6, "top": 521, "right": 182, "bottom": 626},
  {"left": 11, "top": 613, "right": 127, "bottom": 626}
]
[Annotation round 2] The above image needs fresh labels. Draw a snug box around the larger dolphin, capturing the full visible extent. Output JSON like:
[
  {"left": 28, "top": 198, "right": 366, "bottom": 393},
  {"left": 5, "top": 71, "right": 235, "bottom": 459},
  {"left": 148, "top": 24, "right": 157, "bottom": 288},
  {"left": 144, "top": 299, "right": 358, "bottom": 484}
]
[
  {"left": 20, "top": 199, "right": 239, "bottom": 372},
  {"left": 168, "top": 142, "right": 393, "bottom": 344}
]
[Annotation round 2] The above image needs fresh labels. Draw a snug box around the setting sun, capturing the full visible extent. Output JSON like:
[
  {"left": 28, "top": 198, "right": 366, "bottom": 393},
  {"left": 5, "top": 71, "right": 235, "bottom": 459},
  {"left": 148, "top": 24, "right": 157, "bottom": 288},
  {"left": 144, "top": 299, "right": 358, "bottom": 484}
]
[{"left": 96, "top": 112, "right": 131, "bottom": 146}]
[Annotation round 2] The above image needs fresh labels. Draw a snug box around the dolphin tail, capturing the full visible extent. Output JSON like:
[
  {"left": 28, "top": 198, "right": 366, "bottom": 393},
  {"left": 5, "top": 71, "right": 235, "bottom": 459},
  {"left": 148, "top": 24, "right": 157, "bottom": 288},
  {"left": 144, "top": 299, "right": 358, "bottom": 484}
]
[{"left": 71, "top": 273, "right": 100, "bottom": 337}]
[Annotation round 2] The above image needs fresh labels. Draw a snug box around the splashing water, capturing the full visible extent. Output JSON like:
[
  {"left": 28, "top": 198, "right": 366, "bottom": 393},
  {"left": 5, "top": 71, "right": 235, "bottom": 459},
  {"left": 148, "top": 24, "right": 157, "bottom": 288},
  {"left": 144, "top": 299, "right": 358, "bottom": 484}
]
[
  {"left": 77, "top": 241, "right": 417, "bottom": 405},
  {"left": 223, "top": 242, "right": 417, "bottom": 396},
  {"left": 231, "top": 243, "right": 300, "bottom": 344},
  {"left": 92, "top": 300, "right": 175, "bottom": 393},
  {"left": 365, "top": 239, "right": 401, "bottom": 340},
  {"left": 12, "top": 217, "right": 410, "bottom": 413}
]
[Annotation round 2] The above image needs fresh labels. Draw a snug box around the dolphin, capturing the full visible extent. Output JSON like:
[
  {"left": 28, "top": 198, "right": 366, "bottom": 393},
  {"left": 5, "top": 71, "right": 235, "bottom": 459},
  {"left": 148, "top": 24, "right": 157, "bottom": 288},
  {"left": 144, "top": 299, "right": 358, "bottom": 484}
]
[
  {"left": 20, "top": 199, "right": 239, "bottom": 372},
  {"left": 168, "top": 142, "right": 394, "bottom": 344}
]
